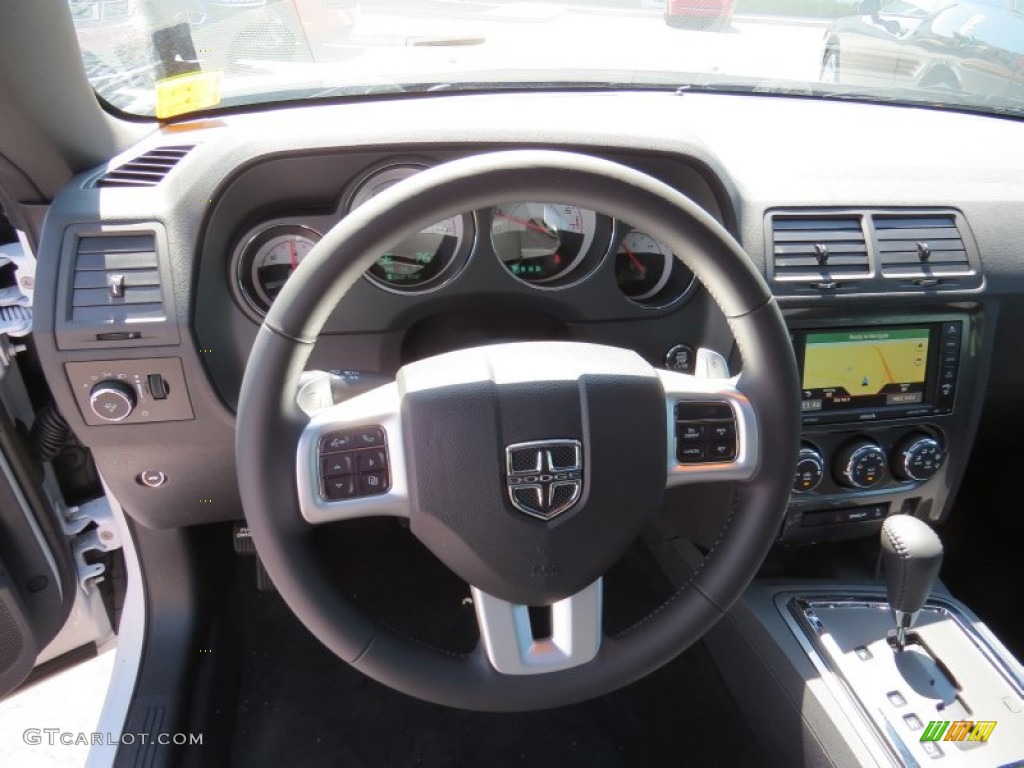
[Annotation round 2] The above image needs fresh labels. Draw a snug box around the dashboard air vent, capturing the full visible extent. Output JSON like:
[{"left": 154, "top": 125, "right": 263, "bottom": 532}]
[
  {"left": 770, "top": 216, "right": 869, "bottom": 284},
  {"left": 873, "top": 214, "right": 971, "bottom": 278},
  {"left": 70, "top": 234, "right": 166, "bottom": 326},
  {"left": 94, "top": 145, "right": 196, "bottom": 188}
]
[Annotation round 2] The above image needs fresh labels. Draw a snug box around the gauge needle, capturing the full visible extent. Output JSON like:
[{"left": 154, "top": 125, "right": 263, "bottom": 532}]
[
  {"left": 496, "top": 211, "right": 555, "bottom": 238},
  {"left": 620, "top": 242, "right": 646, "bottom": 276},
  {"left": 289, "top": 240, "right": 298, "bottom": 270}
]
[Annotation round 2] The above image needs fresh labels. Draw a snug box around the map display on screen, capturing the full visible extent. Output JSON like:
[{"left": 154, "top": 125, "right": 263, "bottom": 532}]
[{"left": 801, "top": 328, "right": 930, "bottom": 412}]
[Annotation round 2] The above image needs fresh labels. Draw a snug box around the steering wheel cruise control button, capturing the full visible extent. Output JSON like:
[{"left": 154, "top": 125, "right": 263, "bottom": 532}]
[
  {"left": 679, "top": 424, "right": 704, "bottom": 441},
  {"left": 675, "top": 401, "right": 737, "bottom": 464},
  {"left": 318, "top": 424, "right": 391, "bottom": 500}
]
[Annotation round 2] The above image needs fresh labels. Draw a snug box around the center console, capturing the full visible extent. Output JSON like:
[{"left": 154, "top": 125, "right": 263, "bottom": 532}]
[{"left": 778, "top": 311, "right": 982, "bottom": 544}]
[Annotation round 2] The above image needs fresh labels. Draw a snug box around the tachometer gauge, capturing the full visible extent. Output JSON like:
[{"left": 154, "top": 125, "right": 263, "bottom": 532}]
[
  {"left": 615, "top": 230, "right": 696, "bottom": 307},
  {"left": 491, "top": 203, "right": 598, "bottom": 284},
  {"left": 238, "top": 224, "right": 322, "bottom": 313},
  {"left": 347, "top": 164, "right": 471, "bottom": 292}
]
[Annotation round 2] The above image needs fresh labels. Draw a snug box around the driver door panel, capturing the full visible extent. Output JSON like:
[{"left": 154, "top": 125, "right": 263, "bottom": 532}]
[{"left": 0, "top": 402, "right": 78, "bottom": 697}]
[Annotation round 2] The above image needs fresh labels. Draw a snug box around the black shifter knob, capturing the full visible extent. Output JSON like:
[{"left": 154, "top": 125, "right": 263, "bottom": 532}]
[{"left": 880, "top": 515, "right": 943, "bottom": 649}]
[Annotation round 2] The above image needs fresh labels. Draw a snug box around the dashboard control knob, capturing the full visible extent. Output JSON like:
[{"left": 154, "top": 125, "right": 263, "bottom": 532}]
[
  {"left": 89, "top": 380, "right": 136, "bottom": 422},
  {"left": 793, "top": 445, "right": 825, "bottom": 493},
  {"left": 834, "top": 440, "right": 887, "bottom": 489},
  {"left": 892, "top": 433, "right": 945, "bottom": 482}
]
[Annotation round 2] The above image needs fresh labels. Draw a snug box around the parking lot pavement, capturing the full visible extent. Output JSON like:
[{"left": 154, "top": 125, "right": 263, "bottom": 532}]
[
  {"left": 0, "top": 650, "right": 115, "bottom": 768},
  {"left": 315, "top": 6, "right": 825, "bottom": 88},
  {"left": 78, "top": 5, "right": 827, "bottom": 115}
]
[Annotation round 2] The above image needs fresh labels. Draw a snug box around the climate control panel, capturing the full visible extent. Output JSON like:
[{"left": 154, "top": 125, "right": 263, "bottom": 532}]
[{"left": 791, "top": 429, "right": 945, "bottom": 496}]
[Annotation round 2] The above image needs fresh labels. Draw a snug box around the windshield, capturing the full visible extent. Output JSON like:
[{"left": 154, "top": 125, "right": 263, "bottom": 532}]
[{"left": 69, "top": 0, "right": 1024, "bottom": 119}]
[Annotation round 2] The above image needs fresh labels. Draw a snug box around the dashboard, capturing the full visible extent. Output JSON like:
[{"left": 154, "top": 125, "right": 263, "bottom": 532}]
[{"left": 28, "top": 90, "right": 1024, "bottom": 536}]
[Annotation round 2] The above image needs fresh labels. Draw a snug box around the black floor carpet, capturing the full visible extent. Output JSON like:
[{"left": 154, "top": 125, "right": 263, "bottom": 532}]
[{"left": 186, "top": 521, "right": 766, "bottom": 767}]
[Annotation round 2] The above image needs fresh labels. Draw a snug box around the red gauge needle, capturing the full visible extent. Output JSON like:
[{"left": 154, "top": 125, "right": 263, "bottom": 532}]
[
  {"left": 496, "top": 211, "right": 555, "bottom": 238},
  {"left": 620, "top": 241, "right": 646, "bottom": 276},
  {"left": 288, "top": 240, "right": 298, "bottom": 270}
]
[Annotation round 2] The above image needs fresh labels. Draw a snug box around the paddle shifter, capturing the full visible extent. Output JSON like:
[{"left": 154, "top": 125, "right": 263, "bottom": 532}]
[{"left": 880, "top": 515, "right": 944, "bottom": 650}]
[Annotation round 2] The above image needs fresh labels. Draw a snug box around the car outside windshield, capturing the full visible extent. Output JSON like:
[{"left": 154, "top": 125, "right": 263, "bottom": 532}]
[{"left": 69, "top": 0, "right": 1024, "bottom": 119}]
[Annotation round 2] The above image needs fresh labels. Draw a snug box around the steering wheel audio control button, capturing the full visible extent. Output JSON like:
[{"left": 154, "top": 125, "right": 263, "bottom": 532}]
[
  {"left": 321, "top": 454, "right": 355, "bottom": 477},
  {"left": 359, "top": 471, "right": 390, "bottom": 495},
  {"left": 320, "top": 431, "right": 354, "bottom": 453},
  {"left": 323, "top": 475, "right": 358, "bottom": 500},
  {"left": 318, "top": 424, "right": 392, "bottom": 500},
  {"left": 357, "top": 448, "right": 387, "bottom": 473}
]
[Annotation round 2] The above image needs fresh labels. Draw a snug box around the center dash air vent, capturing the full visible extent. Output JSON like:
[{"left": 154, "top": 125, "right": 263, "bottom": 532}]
[
  {"left": 94, "top": 145, "right": 196, "bottom": 188},
  {"left": 770, "top": 215, "right": 869, "bottom": 285},
  {"left": 872, "top": 214, "right": 971, "bottom": 278}
]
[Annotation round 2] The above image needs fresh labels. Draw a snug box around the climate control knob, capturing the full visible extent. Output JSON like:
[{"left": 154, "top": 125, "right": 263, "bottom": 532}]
[
  {"left": 793, "top": 445, "right": 825, "bottom": 493},
  {"left": 892, "top": 434, "right": 945, "bottom": 482},
  {"left": 89, "top": 380, "right": 136, "bottom": 422},
  {"left": 834, "top": 440, "right": 887, "bottom": 489}
]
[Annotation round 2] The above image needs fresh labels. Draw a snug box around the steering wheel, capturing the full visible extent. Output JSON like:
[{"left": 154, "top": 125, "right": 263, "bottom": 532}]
[{"left": 235, "top": 150, "right": 799, "bottom": 711}]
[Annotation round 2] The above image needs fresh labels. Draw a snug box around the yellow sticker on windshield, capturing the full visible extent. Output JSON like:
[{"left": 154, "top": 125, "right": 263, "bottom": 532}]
[{"left": 155, "top": 71, "right": 223, "bottom": 120}]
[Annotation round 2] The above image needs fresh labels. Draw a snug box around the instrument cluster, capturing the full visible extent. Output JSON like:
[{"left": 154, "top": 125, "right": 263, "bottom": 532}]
[{"left": 231, "top": 160, "right": 697, "bottom": 318}]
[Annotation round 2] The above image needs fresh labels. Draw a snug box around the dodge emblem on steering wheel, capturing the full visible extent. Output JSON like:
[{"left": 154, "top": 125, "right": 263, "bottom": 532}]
[{"left": 505, "top": 440, "right": 583, "bottom": 520}]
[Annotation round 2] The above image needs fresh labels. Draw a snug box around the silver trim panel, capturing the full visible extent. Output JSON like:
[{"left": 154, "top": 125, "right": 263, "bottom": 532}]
[{"left": 472, "top": 579, "right": 602, "bottom": 675}]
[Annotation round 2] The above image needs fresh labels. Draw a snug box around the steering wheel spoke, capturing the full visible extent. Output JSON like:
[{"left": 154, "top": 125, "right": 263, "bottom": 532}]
[
  {"left": 295, "top": 382, "right": 411, "bottom": 524},
  {"left": 472, "top": 579, "right": 603, "bottom": 675},
  {"left": 660, "top": 369, "right": 760, "bottom": 488}
]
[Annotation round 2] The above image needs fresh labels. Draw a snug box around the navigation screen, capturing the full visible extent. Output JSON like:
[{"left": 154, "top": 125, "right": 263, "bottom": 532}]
[{"left": 801, "top": 328, "right": 931, "bottom": 413}]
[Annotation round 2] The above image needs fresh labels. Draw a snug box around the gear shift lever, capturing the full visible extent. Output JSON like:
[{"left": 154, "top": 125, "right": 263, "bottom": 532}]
[{"left": 880, "top": 515, "right": 943, "bottom": 650}]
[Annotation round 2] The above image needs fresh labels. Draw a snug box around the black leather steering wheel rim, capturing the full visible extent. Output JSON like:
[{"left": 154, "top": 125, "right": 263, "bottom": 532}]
[{"left": 235, "top": 149, "right": 800, "bottom": 711}]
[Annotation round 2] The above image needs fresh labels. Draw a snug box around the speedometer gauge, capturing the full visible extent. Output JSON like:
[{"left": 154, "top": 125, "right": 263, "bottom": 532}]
[
  {"left": 491, "top": 203, "right": 598, "bottom": 284},
  {"left": 347, "top": 164, "right": 472, "bottom": 292},
  {"left": 238, "top": 224, "right": 322, "bottom": 314}
]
